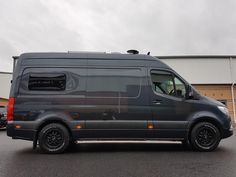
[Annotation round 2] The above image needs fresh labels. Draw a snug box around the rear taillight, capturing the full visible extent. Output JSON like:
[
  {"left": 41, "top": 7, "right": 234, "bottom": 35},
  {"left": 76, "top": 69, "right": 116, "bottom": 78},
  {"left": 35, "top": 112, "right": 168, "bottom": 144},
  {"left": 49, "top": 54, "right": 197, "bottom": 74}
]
[{"left": 7, "top": 97, "right": 15, "bottom": 122}]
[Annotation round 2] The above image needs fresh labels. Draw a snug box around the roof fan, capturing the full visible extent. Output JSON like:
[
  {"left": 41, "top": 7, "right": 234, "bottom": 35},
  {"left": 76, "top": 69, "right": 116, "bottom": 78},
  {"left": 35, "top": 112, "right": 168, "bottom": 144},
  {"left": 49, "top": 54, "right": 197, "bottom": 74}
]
[{"left": 127, "top": 49, "right": 139, "bottom": 54}]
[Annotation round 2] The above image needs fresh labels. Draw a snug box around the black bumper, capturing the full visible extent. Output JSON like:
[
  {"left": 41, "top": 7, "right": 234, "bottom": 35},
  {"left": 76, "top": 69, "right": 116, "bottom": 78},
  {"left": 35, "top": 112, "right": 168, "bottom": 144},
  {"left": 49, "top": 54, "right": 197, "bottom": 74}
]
[
  {"left": 7, "top": 122, "right": 36, "bottom": 141},
  {"left": 222, "top": 126, "right": 233, "bottom": 139}
]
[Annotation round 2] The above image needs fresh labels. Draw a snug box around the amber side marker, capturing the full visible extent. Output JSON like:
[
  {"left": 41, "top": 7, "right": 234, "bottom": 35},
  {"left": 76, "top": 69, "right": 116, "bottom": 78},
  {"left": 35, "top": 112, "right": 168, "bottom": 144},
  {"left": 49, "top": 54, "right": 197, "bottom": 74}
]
[
  {"left": 76, "top": 125, "right": 82, "bottom": 129},
  {"left": 147, "top": 124, "right": 154, "bottom": 129},
  {"left": 15, "top": 125, "right": 21, "bottom": 129}
]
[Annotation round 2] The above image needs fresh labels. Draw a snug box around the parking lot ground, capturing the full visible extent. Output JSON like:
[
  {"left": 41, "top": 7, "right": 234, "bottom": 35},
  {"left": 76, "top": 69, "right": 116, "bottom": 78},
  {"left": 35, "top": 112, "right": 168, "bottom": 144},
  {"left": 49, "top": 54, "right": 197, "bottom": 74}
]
[{"left": 0, "top": 129, "right": 235, "bottom": 177}]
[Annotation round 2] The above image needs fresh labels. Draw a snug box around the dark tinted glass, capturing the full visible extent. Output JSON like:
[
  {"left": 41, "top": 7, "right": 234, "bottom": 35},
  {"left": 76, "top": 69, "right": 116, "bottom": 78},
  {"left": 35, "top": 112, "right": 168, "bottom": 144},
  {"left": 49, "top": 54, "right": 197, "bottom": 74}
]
[
  {"left": 28, "top": 73, "right": 66, "bottom": 91},
  {"left": 87, "top": 68, "right": 141, "bottom": 98}
]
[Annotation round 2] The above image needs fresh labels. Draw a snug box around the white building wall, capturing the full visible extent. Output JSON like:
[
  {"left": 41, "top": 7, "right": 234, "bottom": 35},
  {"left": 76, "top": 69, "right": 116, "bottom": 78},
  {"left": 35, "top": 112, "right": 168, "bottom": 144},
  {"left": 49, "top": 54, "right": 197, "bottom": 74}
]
[
  {"left": 232, "top": 58, "right": 236, "bottom": 83},
  {"left": 159, "top": 57, "right": 235, "bottom": 84},
  {"left": 0, "top": 72, "right": 12, "bottom": 99}
]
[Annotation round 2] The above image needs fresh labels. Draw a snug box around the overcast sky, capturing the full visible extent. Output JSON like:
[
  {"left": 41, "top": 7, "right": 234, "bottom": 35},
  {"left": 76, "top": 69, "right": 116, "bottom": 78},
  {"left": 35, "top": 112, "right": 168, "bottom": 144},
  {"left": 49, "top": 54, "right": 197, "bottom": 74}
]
[{"left": 0, "top": 0, "right": 236, "bottom": 72}]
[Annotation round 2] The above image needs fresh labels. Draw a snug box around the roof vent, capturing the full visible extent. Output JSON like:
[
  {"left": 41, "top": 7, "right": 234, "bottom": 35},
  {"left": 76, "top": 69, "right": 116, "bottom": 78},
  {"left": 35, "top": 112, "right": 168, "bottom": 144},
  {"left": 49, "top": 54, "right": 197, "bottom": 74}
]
[{"left": 127, "top": 49, "right": 139, "bottom": 55}]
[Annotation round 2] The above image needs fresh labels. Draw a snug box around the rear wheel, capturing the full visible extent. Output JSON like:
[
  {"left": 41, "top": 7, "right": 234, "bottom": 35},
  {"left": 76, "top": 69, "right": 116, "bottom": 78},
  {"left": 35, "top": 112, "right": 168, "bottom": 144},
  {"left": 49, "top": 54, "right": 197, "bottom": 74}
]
[
  {"left": 38, "top": 123, "right": 70, "bottom": 154},
  {"left": 190, "top": 122, "right": 221, "bottom": 151}
]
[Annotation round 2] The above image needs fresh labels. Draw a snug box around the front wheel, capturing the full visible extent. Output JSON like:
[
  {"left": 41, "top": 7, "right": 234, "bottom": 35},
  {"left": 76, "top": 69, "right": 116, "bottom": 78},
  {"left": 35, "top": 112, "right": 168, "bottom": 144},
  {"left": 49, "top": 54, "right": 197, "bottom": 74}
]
[
  {"left": 190, "top": 122, "right": 221, "bottom": 151},
  {"left": 38, "top": 123, "right": 70, "bottom": 154}
]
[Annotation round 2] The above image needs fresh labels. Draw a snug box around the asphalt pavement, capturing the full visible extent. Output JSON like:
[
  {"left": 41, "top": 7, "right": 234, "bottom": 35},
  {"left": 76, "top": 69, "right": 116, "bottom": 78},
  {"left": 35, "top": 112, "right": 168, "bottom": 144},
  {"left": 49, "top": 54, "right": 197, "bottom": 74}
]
[{"left": 0, "top": 129, "right": 235, "bottom": 177}]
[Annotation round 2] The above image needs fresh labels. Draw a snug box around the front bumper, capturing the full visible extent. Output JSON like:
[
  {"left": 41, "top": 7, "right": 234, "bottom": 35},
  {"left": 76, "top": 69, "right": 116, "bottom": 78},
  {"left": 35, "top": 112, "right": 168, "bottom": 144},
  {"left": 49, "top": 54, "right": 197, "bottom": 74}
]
[
  {"left": 222, "top": 124, "right": 233, "bottom": 139},
  {"left": 7, "top": 122, "right": 36, "bottom": 141}
]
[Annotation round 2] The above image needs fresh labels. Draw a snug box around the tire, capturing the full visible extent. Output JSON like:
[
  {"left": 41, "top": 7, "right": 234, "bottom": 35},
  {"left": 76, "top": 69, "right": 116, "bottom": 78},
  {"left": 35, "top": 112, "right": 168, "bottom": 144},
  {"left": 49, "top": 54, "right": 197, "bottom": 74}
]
[
  {"left": 38, "top": 123, "right": 70, "bottom": 154},
  {"left": 190, "top": 122, "right": 221, "bottom": 151}
]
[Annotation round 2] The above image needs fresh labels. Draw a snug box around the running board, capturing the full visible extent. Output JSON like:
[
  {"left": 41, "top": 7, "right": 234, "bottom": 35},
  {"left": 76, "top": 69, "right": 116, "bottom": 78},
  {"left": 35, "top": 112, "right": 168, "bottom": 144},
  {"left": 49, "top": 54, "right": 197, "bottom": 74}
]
[{"left": 76, "top": 140, "right": 182, "bottom": 144}]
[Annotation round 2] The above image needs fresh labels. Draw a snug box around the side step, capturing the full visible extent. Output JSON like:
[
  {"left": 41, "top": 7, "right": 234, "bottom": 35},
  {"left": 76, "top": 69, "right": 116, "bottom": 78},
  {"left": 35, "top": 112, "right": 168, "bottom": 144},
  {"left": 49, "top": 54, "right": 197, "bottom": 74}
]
[{"left": 75, "top": 140, "right": 182, "bottom": 144}]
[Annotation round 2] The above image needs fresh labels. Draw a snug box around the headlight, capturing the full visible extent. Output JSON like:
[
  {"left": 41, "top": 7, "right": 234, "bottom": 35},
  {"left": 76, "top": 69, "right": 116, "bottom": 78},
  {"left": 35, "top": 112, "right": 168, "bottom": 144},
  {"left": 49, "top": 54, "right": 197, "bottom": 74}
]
[{"left": 217, "top": 106, "right": 229, "bottom": 115}]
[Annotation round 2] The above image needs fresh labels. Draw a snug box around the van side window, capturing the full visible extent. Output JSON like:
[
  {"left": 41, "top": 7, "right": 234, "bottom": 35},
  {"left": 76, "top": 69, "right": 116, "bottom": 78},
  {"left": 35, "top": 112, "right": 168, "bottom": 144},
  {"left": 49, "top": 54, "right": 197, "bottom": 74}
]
[
  {"left": 174, "top": 77, "right": 186, "bottom": 98},
  {"left": 87, "top": 68, "right": 141, "bottom": 98},
  {"left": 151, "top": 71, "right": 175, "bottom": 96},
  {"left": 28, "top": 73, "right": 66, "bottom": 91},
  {"left": 151, "top": 70, "right": 186, "bottom": 98}
]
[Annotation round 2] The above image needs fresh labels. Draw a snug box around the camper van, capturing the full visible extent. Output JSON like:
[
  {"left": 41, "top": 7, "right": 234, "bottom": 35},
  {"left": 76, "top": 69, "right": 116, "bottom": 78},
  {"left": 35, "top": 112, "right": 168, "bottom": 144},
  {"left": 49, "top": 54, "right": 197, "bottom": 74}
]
[{"left": 7, "top": 52, "right": 233, "bottom": 153}]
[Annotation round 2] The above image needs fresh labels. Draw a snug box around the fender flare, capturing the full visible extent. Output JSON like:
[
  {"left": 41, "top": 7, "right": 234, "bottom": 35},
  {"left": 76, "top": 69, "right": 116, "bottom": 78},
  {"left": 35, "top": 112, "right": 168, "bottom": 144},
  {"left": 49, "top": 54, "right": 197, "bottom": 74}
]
[
  {"left": 32, "top": 111, "right": 74, "bottom": 149},
  {"left": 186, "top": 111, "right": 224, "bottom": 140}
]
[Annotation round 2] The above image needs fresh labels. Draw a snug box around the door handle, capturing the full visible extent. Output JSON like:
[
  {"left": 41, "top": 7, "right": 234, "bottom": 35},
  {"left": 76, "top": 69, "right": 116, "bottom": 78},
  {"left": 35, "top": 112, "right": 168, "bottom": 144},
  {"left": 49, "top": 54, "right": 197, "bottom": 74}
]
[
  {"left": 102, "top": 112, "right": 108, "bottom": 116},
  {"left": 152, "top": 100, "right": 162, "bottom": 105}
]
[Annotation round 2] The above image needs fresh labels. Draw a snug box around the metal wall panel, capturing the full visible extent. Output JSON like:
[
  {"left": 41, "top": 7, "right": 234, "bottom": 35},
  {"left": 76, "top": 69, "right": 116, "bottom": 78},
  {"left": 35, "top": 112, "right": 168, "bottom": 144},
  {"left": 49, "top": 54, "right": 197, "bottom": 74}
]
[
  {"left": 0, "top": 72, "right": 12, "bottom": 99},
  {"left": 159, "top": 58, "right": 233, "bottom": 84},
  {"left": 232, "top": 58, "right": 236, "bottom": 83}
]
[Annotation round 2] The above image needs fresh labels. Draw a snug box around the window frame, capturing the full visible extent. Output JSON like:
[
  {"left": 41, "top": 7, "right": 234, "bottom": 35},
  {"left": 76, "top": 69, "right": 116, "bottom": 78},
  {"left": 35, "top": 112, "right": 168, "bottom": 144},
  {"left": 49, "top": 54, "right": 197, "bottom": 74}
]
[{"left": 150, "top": 69, "right": 187, "bottom": 99}]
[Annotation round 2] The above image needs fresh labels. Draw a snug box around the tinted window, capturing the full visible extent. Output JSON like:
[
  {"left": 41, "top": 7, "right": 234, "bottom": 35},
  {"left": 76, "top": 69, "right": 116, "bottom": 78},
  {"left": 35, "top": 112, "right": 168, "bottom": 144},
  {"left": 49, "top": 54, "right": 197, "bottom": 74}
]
[
  {"left": 28, "top": 73, "right": 66, "bottom": 91},
  {"left": 20, "top": 68, "right": 87, "bottom": 95},
  {"left": 87, "top": 68, "right": 141, "bottom": 98},
  {"left": 151, "top": 70, "right": 186, "bottom": 98}
]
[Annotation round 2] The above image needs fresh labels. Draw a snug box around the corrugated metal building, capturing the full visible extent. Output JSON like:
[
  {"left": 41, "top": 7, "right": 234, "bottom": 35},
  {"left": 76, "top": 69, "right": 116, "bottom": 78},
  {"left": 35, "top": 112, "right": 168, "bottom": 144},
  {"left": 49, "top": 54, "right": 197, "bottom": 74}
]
[{"left": 0, "top": 72, "right": 12, "bottom": 106}]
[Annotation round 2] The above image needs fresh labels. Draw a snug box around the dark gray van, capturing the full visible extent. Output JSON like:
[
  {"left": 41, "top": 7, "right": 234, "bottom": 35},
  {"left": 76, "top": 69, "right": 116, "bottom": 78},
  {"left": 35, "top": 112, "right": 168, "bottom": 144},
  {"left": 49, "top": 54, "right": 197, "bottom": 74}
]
[{"left": 7, "top": 52, "right": 233, "bottom": 153}]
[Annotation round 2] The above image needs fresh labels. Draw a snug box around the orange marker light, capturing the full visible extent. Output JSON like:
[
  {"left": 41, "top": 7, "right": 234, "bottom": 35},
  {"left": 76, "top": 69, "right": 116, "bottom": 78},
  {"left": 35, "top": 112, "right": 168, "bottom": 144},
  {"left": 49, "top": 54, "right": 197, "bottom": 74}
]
[
  {"left": 15, "top": 125, "right": 21, "bottom": 129},
  {"left": 147, "top": 124, "right": 154, "bottom": 129},
  {"left": 76, "top": 125, "right": 82, "bottom": 129}
]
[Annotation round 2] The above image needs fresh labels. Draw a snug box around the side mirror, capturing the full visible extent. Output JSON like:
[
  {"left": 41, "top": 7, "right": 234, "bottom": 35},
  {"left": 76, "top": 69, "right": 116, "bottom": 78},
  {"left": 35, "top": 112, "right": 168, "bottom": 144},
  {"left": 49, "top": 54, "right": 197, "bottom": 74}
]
[{"left": 186, "top": 85, "right": 194, "bottom": 99}]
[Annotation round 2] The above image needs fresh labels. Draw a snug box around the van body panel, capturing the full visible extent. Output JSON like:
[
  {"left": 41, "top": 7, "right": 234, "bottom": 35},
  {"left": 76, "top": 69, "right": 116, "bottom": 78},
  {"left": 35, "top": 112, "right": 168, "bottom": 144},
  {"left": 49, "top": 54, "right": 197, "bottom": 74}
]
[
  {"left": 84, "top": 62, "right": 151, "bottom": 138},
  {"left": 7, "top": 52, "right": 233, "bottom": 146}
]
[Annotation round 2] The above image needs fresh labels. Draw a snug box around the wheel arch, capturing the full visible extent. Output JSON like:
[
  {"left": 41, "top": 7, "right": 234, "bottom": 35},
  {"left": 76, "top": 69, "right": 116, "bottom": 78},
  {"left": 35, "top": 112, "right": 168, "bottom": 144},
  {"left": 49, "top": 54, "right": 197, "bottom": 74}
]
[
  {"left": 187, "top": 117, "right": 223, "bottom": 140},
  {"left": 34, "top": 118, "right": 73, "bottom": 145}
]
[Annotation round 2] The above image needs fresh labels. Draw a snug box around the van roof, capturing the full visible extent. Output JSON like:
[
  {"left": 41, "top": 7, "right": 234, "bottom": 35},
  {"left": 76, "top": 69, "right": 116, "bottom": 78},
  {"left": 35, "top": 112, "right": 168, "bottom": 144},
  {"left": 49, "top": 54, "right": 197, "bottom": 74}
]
[
  {"left": 20, "top": 52, "right": 156, "bottom": 61},
  {"left": 16, "top": 52, "right": 172, "bottom": 70}
]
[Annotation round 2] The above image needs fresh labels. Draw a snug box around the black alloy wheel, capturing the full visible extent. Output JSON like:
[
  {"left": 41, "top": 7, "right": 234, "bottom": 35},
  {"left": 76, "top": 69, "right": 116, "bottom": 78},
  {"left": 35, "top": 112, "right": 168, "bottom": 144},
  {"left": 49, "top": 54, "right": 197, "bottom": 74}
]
[
  {"left": 38, "top": 123, "right": 70, "bottom": 154},
  {"left": 190, "top": 122, "right": 221, "bottom": 151}
]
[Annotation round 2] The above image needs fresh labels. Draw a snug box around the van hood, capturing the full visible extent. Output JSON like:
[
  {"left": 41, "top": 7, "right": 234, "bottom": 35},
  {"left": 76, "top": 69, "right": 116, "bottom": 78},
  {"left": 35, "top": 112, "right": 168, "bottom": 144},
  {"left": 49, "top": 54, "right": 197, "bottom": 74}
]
[{"left": 201, "top": 95, "right": 225, "bottom": 107}]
